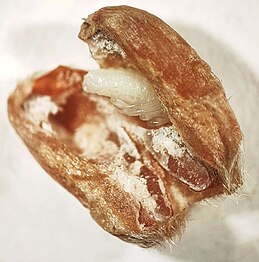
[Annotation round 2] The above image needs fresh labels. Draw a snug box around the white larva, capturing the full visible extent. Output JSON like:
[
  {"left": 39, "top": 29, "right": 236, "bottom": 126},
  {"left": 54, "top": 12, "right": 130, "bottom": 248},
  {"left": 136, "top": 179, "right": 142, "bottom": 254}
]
[{"left": 83, "top": 68, "right": 169, "bottom": 126}]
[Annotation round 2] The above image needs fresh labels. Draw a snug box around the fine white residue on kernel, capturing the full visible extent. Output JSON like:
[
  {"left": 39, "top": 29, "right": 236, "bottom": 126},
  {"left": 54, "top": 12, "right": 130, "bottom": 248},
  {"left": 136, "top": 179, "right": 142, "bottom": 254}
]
[
  {"left": 23, "top": 96, "right": 58, "bottom": 132},
  {"left": 170, "top": 184, "right": 188, "bottom": 210},
  {"left": 109, "top": 166, "right": 158, "bottom": 215},
  {"left": 149, "top": 126, "right": 186, "bottom": 158},
  {"left": 89, "top": 31, "right": 126, "bottom": 60}
]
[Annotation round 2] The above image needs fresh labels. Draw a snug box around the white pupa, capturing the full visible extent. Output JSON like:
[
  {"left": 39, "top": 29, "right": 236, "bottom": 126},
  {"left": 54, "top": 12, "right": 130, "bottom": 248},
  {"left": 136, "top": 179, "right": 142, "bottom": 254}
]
[{"left": 83, "top": 68, "right": 169, "bottom": 126}]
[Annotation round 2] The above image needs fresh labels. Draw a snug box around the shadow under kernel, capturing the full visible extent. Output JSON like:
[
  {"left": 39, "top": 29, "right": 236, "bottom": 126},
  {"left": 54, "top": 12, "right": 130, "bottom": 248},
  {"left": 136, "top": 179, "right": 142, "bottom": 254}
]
[{"left": 161, "top": 22, "right": 259, "bottom": 262}]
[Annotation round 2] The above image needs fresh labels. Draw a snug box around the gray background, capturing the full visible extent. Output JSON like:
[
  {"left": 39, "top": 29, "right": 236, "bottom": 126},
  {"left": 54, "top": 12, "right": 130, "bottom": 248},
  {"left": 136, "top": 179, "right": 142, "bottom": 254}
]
[{"left": 0, "top": 0, "right": 259, "bottom": 261}]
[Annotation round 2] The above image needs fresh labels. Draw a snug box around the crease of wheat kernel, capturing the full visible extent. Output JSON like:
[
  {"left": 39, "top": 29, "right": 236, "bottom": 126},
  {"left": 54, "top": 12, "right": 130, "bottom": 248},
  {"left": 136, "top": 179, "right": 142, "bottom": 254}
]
[{"left": 83, "top": 68, "right": 169, "bottom": 126}]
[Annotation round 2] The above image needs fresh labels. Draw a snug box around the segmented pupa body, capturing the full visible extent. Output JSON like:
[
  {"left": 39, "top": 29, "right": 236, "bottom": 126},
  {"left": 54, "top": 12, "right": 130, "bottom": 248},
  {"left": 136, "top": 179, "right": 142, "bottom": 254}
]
[{"left": 83, "top": 68, "right": 169, "bottom": 126}]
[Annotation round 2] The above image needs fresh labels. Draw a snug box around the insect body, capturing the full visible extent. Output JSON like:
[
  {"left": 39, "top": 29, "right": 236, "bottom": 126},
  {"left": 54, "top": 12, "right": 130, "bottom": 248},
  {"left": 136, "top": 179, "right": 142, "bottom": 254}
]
[{"left": 83, "top": 68, "right": 169, "bottom": 126}]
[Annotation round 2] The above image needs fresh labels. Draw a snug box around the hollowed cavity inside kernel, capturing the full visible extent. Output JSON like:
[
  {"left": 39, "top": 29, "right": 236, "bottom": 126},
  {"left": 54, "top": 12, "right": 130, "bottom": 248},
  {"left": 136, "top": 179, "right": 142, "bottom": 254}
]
[
  {"left": 83, "top": 68, "right": 170, "bottom": 127},
  {"left": 27, "top": 66, "right": 219, "bottom": 196}
]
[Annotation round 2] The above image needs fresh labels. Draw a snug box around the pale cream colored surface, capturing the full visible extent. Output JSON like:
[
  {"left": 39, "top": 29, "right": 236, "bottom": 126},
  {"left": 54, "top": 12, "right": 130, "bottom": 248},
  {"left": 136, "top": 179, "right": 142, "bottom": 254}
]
[{"left": 0, "top": 0, "right": 259, "bottom": 261}]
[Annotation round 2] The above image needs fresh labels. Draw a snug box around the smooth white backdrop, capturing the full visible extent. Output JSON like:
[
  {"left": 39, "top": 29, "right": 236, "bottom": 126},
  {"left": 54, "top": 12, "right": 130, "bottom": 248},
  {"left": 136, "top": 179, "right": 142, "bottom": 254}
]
[{"left": 0, "top": 1, "right": 259, "bottom": 261}]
